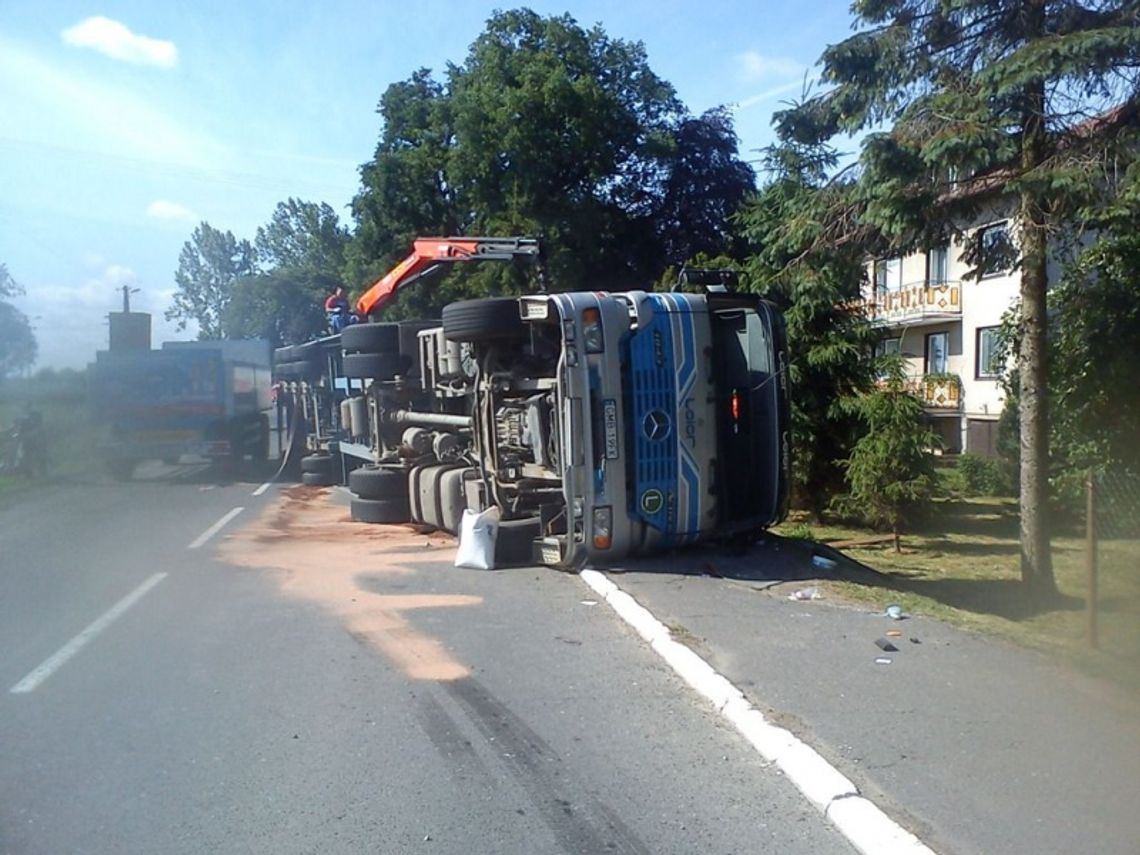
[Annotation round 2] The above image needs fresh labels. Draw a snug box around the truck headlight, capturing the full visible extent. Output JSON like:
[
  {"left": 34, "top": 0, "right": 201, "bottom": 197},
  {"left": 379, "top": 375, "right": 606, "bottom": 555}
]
[
  {"left": 582, "top": 308, "right": 604, "bottom": 353},
  {"left": 592, "top": 506, "right": 613, "bottom": 550}
]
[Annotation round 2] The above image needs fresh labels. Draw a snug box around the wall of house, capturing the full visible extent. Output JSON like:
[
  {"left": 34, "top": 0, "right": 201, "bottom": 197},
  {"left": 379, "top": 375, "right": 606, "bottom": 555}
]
[{"left": 866, "top": 208, "right": 1021, "bottom": 454}]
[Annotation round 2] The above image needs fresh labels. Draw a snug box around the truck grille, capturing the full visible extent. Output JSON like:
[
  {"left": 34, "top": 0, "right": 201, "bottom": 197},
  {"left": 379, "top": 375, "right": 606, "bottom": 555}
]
[{"left": 627, "top": 305, "right": 679, "bottom": 532}]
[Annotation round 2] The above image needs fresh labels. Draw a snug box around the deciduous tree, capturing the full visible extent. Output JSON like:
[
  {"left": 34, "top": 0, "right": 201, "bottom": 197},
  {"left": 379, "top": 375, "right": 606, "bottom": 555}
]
[
  {"left": 0, "top": 264, "right": 37, "bottom": 378},
  {"left": 223, "top": 269, "right": 332, "bottom": 346},
  {"left": 348, "top": 10, "right": 756, "bottom": 316},
  {"left": 167, "top": 223, "right": 256, "bottom": 339},
  {"left": 255, "top": 199, "right": 350, "bottom": 276}
]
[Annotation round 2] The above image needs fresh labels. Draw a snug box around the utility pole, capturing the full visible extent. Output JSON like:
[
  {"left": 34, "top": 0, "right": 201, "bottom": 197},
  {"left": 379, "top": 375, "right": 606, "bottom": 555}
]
[{"left": 119, "top": 285, "right": 141, "bottom": 313}]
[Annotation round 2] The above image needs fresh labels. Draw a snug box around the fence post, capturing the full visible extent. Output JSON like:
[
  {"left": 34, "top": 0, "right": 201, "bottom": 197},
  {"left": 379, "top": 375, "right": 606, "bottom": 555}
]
[{"left": 1086, "top": 472, "right": 1099, "bottom": 650}]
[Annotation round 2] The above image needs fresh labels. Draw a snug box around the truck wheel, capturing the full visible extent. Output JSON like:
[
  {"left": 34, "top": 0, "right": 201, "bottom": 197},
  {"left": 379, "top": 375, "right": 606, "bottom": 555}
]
[
  {"left": 300, "top": 453, "right": 333, "bottom": 475},
  {"left": 106, "top": 459, "right": 138, "bottom": 481},
  {"left": 342, "top": 352, "right": 405, "bottom": 380},
  {"left": 495, "top": 517, "right": 541, "bottom": 566},
  {"left": 301, "top": 471, "right": 334, "bottom": 487},
  {"left": 442, "top": 298, "right": 525, "bottom": 343},
  {"left": 351, "top": 495, "right": 411, "bottom": 524},
  {"left": 342, "top": 323, "right": 400, "bottom": 354},
  {"left": 349, "top": 466, "right": 406, "bottom": 501}
]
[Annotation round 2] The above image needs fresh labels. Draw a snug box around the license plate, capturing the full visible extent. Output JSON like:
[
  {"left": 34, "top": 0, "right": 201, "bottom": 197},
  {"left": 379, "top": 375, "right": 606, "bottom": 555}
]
[{"left": 603, "top": 399, "right": 619, "bottom": 459}]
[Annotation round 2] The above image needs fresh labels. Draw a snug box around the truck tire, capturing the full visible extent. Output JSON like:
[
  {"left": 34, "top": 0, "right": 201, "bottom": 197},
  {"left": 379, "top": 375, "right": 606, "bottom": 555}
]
[
  {"left": 495, "top": 517, "right": 541, "bottom": 566},
  {"left": 342, "top": 351, "right": 405, "bottom": 380},
  {"left": 351, "top": 495, "right": 411, "bottom": 524},
  {"left": 349, "top": 466, "right": 406, "bottom": 501},
  {"left": 300, "top": 453, "right": 333, "bottom": 475},
  {"left": 442, "top": 298, "right": 526, "bottom": 343},
  {"left": 342, "top": 323, "right": 400, "bottom": 354},
  {"left": 301, "top": 471, "right": 334, "bottom": 487}
]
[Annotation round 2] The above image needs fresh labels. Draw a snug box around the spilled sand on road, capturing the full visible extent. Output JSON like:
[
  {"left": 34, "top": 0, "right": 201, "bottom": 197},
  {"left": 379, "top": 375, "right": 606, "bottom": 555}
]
[{"left": 219, "top": 486, "right": 480, "bottom": 681}]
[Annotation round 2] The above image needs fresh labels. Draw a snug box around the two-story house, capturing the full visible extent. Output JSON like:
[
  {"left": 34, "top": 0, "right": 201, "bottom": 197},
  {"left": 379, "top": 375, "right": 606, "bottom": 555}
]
[{"left": 866, "top": 214, "right": 1018, "bottom": 457}]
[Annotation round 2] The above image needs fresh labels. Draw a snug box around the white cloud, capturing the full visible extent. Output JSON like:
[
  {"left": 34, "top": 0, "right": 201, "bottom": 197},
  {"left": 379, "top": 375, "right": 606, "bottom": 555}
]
[
  {"left": 735, "top": 51, "right": 804, "bottom": 82},
  {"left": 61, "top": 16, "right": 177, "bottom": 69},
  {"left": 146, "top": 200, "right": 197, "bottom": 222}
]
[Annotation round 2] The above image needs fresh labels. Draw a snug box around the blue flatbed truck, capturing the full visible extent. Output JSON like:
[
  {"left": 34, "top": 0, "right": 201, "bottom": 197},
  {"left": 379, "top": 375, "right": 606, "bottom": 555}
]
[{"left": 90, "top": 339, "right": 273, "bottom": 479}]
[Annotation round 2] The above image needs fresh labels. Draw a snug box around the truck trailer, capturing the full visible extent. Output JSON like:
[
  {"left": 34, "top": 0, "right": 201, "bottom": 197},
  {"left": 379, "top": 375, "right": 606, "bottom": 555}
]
[{"left": 275, "top": 237, "right": 789, "bottom": 570}]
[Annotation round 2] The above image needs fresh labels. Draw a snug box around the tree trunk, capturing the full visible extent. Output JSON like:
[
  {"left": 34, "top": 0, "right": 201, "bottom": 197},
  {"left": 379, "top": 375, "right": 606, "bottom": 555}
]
[
  {"left": 1018, "top": 219, "right": 1055, "bottom": 597},
  {"left": 1018, "top": 57, "right": 1057, "bottom": 599}
]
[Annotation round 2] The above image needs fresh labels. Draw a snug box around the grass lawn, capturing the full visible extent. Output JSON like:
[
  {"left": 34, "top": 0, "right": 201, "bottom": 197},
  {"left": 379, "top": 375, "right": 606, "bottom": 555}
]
[{"left": 774, "top": 498, "right": 1140, "bottom": 692}]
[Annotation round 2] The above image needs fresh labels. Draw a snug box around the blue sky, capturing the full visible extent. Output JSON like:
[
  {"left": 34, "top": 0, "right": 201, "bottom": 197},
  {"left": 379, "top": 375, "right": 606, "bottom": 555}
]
[{"left": 1, "top": 0, "right": 855, "bottom": 368}]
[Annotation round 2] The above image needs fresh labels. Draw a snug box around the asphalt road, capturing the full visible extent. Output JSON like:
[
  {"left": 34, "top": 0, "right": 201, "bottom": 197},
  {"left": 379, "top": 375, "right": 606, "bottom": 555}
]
[{"left": 0, "top": 469, "right": 857, "bottom": 855}]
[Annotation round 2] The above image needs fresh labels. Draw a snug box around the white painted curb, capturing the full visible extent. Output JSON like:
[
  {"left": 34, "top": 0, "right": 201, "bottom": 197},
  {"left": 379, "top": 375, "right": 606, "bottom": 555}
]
[{"left": 579, "top": 569, "right": 938, "bottom": 855}]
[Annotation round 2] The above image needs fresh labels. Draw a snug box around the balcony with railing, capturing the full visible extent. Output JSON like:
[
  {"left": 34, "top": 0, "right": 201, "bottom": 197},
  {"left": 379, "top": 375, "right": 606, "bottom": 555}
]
[
  {"left": 910, "top": 373, "right": 961, "bottom": 410},
  {"left": 864, "top": 280, "right": 962, "bottom": 326}
]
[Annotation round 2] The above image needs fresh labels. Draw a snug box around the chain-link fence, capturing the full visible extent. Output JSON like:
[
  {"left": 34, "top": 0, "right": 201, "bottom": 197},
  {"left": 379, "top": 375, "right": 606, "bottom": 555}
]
[
  {"left": 1086, "top": 470, "right": 1140, "bottom": 651},
  {"left": 1095, "top": 470, "right": 1140, "bottom": 539}
]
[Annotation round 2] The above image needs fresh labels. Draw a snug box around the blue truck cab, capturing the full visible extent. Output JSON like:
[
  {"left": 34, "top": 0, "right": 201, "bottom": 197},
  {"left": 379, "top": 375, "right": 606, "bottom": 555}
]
[{"left": 474, "top": 287, "right": 790, "bottom": 569}]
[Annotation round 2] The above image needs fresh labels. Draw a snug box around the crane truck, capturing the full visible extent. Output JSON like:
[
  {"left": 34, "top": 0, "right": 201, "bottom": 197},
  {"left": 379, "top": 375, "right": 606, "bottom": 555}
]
[{"left": 274, "top": 237, "right": 789, "bottom": 570}]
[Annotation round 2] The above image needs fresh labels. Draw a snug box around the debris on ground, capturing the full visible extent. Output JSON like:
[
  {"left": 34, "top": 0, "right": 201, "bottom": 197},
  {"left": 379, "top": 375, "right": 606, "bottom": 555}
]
[
  {"left": 874, "top": 657, "right": 892, "bottom": 665},
  {"left": 789, "top": 586, "right": 821, "bottom": 601},
  {"left": 875, "top": 638, "right": 899, "bottom": 652},
  {"left": 885, "top": 604, "right": 907, "bottom": 620}
]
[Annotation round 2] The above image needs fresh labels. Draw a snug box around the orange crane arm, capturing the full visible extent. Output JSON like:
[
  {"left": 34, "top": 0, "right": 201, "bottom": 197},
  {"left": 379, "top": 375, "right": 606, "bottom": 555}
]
[{"left": 355, "top": 237, "right": 540, "bottom": 317}]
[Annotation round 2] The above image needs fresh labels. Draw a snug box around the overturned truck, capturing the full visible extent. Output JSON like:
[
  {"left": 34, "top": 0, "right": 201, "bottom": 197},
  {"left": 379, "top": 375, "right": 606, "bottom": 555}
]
[{"left": 274, "top": 237, "right": 789, "bottom": 569}]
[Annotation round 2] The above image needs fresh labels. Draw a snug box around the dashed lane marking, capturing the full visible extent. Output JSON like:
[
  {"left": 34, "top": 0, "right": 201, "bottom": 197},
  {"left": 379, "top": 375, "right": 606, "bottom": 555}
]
[{"left": 10, "top": 573, "right": 168, "bottom": 694}]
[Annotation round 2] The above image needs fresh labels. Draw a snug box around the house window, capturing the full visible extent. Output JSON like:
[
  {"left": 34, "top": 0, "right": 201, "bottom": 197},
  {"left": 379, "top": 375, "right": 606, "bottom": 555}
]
[
  {"left": 976, "top": 326, "right": 1001, "bottom": 378},
  {"left": 874, "top": 257, "right": 902, "bottom": 293},
  {"left": 927, "top": 245, "right": 949, "bottom": 285},
  {"left": 878, "top": 337, "right": 901, "bottom": 357},
  {"left": 978, "top": 221, "right": 1013, "bottom": 278},
  {"left": 925, "top": 331, "right": 949, "bottom": 375}
]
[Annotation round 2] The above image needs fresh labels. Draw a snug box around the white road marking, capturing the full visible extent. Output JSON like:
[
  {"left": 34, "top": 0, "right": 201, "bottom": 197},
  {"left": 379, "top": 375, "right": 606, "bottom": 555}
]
[
  {"left": 252, "top": 481, "right": 273, "bottom": 497},
  {"left": 579, "top": 569, "right": 939, "bottom": 855},
  {"left": 10, "top": 573, "right": 168, "bottom": 694},
  {"left": 187, "top": 507, "right": 244, "bottom": 549}
]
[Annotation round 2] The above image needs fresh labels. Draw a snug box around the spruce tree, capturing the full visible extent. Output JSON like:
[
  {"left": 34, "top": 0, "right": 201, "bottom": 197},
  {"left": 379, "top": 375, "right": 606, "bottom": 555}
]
[{"left": 778, "top": 0, "right": 1140, "bottom": 598}]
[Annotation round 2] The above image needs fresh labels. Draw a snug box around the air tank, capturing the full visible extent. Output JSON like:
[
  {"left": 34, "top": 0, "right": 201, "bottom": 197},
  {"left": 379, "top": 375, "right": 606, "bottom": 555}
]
[{"left": 348, "top": 397, "right": 368, "bottom": 440}]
